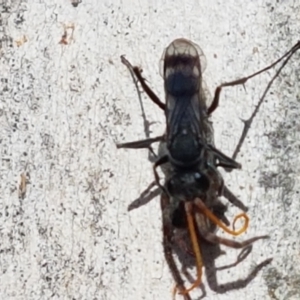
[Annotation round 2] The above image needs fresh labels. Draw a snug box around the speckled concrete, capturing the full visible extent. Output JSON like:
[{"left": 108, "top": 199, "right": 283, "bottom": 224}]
[{"left": 1, "top": 1, "right": 300, "bottom": 299}]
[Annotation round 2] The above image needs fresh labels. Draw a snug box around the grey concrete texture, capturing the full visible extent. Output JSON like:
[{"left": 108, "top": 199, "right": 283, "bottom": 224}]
[{"left": 1, "top": 0, "right": 300, "bottom": 299}]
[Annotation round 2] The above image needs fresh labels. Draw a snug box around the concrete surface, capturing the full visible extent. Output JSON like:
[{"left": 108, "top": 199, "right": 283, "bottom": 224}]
[{"left": 1, "top": 0, "right": 300, "bottom": 299}]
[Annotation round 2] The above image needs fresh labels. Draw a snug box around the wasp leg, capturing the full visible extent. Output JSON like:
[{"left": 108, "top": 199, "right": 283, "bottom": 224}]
[
  {"left": 194, "top": 198, "right": 249, "bottom": 236},
  {"left": 178, "top": 202, "right": 203, "bottom": 295},
  {"left": 161, "top": 193, "right": 192, "bottom": 300},
  {"left": 121, "top": 55, "right": 166, "bottom": 110},
  {"left": 116, "top": 135, "right": 163, "bottom": 149},
  {"left": 230, "top": 44, "right": 300, "bottom": 161},
  {"left": 121, "top": 55, "right": 158, "bottom": 161},
  {"left": 194, "top": 204, "right": 269, "bottom": 248},
  {"left": 208, "top": 41, "right": 300, "bottom": 116},
  {"left": 208, "top": 144, "right": 241, "bottom": 170},
  {"left": 180, "top": 265, "right": 206, "bottom": 298},
  {"left": 207, "top": 41, "right": 300, "bottom": 169}
]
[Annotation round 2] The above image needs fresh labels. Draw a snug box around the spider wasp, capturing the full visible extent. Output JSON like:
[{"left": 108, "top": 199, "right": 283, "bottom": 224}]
[{"left": 117, "top": 38, "right": 300, "bottom": 299}]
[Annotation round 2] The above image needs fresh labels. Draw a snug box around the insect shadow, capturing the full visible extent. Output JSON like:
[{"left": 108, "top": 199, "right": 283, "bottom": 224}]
[{"left": 117, "top": 39, "right": 300, "bottom": 299}]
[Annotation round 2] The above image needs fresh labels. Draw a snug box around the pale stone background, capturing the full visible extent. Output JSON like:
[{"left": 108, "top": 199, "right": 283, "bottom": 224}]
[{"left": 1, "top": 1, "right": 300, "bottom": 299}]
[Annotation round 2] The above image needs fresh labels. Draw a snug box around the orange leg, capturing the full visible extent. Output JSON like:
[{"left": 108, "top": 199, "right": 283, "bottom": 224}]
[
  {"left": 177, "top": 202, "right": 203, "bottom": 295},
  {"left": 194, "top": 198, "right": 249, "bottom": 236}
]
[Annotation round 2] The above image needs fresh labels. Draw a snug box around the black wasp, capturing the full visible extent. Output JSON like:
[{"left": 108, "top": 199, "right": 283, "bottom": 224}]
[{"left": 117, "top": 38, "right": 300, "bottom": 299}]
